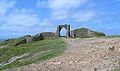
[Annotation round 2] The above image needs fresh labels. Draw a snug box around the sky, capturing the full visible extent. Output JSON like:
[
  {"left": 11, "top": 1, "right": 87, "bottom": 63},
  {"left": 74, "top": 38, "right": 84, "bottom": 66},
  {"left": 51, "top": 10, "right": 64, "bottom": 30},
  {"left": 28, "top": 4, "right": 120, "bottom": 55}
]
[{"left": 0, "top": 0, "right": 120, "bottom": 38}]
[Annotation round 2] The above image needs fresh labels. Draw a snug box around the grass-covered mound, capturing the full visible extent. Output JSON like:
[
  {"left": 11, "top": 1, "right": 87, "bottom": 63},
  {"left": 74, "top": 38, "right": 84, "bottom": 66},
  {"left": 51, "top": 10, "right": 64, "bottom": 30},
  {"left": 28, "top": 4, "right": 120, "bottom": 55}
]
[
  {"left": 72, "top": 28, "right": 105, "bottom": 38},
  {"left": 0, "top": 38, "right": 66, "bottom": 70},
  {"left": 0, "top": 35, "right": 31, "bottom": 46}
]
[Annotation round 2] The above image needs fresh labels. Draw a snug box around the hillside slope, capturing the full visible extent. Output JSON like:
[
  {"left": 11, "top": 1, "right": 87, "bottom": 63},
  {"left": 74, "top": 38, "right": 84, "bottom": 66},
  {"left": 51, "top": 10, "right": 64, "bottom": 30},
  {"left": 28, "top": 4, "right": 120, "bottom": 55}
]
[{"left": 0, "top": 38, "right": 66, "bottom": 70}]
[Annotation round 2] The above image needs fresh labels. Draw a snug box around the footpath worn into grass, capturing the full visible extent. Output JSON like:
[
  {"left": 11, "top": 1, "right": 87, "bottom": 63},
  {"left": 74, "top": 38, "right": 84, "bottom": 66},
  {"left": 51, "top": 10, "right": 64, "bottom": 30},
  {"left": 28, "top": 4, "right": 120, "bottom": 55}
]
[{"left": 0, "top": 38, "right": 66, "bottom": 70}]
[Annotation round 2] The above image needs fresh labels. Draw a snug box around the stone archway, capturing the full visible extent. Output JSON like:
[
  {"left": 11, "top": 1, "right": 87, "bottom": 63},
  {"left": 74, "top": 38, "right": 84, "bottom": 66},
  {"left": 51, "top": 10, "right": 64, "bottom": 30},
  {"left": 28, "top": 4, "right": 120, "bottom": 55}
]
[{"left": 56, "top": 24, "right": 70, "bottom": 37}]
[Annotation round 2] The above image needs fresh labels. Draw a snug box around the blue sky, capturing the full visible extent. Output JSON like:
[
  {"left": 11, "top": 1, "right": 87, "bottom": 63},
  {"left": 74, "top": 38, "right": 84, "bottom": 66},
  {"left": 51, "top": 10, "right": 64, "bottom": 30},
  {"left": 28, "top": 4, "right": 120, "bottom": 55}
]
[{"left": 0, "top": 0, "right": 120, "bottom": 38}]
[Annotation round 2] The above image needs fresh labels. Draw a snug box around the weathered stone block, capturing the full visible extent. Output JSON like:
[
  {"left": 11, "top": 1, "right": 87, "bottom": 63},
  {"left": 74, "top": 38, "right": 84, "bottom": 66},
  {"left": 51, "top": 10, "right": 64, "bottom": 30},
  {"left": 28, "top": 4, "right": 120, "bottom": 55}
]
[{"left": 26, "top": 37, "right": 33, "bottom": 43}]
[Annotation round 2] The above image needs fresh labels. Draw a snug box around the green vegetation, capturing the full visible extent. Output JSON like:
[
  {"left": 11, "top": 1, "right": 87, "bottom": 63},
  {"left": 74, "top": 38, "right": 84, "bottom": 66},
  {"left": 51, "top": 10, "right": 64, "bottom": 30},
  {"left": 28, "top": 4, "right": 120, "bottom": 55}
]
[
  {"left": 106, "top": 35, "right": 120, "bottom": 38},
  {"left": 0, "top": 35, "right": 31, "bottom": 46},
  {"left": 113, "top": 68, "right": 120, "bottom": 71},
  {"left": 95, "top": 32, "right": 105, "bottom": 37},
  {"left": 0, "top": 38, "right": 66, "bottom": 70},
  {"left": 73, "top": 28, "right": 105, "bottom": 38}
]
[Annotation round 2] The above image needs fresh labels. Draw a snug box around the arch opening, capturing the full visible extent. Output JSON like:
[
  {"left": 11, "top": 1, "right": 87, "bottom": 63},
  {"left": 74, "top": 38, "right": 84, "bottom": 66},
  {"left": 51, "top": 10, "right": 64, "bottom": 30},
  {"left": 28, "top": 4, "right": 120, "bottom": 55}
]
[
  {"left": 60, "top": 27, "right": 67, "bottom": 37},
  {"left": 56, "top": 24, "right": 70, "bottom": 38}
]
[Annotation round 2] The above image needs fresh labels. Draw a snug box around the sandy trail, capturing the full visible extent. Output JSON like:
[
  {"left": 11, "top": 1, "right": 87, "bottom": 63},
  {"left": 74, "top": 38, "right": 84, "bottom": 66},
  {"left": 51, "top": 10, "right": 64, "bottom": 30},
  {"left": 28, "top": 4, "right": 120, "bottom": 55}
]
[{"left": 7, "top": 38, "right": 120, "bottom": 71}]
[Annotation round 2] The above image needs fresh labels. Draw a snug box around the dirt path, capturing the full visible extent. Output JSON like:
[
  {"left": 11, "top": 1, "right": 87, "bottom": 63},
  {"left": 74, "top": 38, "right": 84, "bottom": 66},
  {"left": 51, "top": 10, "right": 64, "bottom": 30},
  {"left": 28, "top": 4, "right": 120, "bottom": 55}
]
[{"left": 7, "top": 38, "right": 120, "bottom": 71}]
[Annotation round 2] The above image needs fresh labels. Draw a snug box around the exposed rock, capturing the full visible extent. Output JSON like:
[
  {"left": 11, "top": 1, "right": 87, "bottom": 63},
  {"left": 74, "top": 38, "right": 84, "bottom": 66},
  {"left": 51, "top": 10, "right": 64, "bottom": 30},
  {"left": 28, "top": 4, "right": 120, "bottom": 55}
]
[
  {"left": 109, "top": 46, "right": 115, "bottom": 50},
  {"left": 0, "top": 46, "right": 4, "bottom": 48},
  {"left": 0, "top": 53, "right": 29, "bottom": 67},
  {"left": 52, "top": 61, "right": 62, "bottom": 65},
  {"left": 68, "top": 60, "right": 74, "bottom": 64}
]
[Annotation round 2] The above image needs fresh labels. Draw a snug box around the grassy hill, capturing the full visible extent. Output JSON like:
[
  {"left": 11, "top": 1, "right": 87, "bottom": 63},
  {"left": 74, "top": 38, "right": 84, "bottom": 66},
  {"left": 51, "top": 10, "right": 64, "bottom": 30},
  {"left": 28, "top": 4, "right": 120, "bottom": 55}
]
[
  {"left": 0, "top": 38, "right": 66, "bottom": 70},
  {"left": 72, "top": 28, "right": 105, "bottom": 38},
  {"left": 0, "top": 35, "right": 31, "bottom": 46}
]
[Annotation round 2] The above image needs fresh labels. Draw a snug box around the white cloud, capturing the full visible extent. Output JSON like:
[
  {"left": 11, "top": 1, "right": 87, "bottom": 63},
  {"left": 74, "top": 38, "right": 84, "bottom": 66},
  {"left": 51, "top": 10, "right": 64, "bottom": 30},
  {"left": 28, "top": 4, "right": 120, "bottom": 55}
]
[
  {"left": 0, "top": 1, "right": 15, "bottom": 22},
  {"left": 37, "top": 0, "right": 89, "bottom": 20},
  {"left": 38, "top": 18, "right": 51, "bottom": 26},
  {"left": 0, "top": 1, "right": 15, "bottom": 16},
  {"left": 0, "top": 0, "right": 52, "bottom": 34},
  {"left": 49, "top": 0, "right": 85, "bottom": 10},
  {"left": 6, "top": 9, "right": 40, "bottom": 27},
  {"left": 50, "top": 0, "right": 88, "bottom": 20},
  {"left": 72, "top": 10, "right": 96, "bottom": 22},
  {"left": 51, "top": 10, "right": 68, "bottom": 20},
  {"left": 1, "top": 9, "right": 51, "bottom": 32},
  {"left": 36, "top": 0, "right": 48, "bottom": 8},
  {"left": 0, "top": 0, "right": 51, "bottom": 34}
]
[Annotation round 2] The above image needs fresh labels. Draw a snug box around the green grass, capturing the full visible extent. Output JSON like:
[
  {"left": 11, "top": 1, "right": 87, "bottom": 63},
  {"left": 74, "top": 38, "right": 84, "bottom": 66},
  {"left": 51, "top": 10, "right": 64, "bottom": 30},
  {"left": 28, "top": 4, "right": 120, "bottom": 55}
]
[
  {"left": 0, "top": 38, "right": 66, "bottom": 70},
  {"left": 105, "top": 35, "right": 120, "bottom": 38},
  {"left": 113, "top": 68, "right": 120, "bottom": 71},
  {"left": 0, "top": 35, "right": 31, "bottom": 46}
]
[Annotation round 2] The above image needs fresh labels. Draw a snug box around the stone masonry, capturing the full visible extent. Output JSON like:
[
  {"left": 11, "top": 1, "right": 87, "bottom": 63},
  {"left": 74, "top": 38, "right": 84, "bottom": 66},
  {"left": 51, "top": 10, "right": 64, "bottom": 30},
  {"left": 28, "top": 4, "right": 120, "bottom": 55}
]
[{"left": 56, "top": 24, "right": 70, "bottom": 38}]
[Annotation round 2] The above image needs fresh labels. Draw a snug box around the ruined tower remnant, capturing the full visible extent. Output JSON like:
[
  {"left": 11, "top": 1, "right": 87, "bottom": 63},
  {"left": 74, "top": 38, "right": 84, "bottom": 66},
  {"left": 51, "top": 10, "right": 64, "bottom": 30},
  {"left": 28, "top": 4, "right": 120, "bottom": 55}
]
[{"left": 56, "top": 24, "right": 70, "bottom": 38}]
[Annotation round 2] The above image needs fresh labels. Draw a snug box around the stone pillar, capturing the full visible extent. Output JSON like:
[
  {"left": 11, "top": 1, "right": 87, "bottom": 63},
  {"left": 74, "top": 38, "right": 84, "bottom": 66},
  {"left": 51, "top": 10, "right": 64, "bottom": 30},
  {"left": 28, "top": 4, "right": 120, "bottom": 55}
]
[
  {"left": 67, "top": 25, "right": 70, "bottom": 38},
  {"left": 71, "top": 30, "right": 75, "bottom": 38},
  {"left": 56, "top": 25, "right": 60, "bottom": 37}
]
